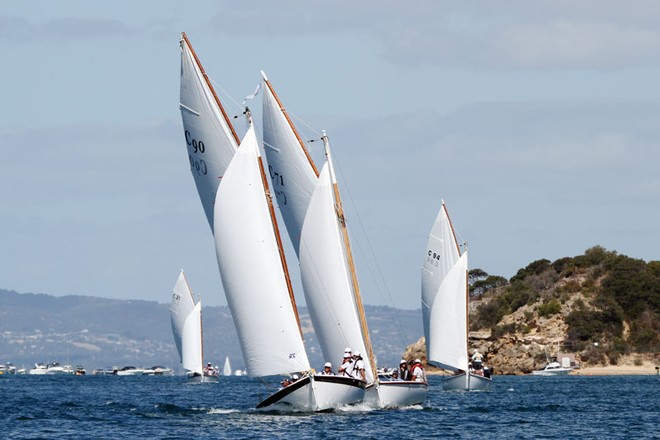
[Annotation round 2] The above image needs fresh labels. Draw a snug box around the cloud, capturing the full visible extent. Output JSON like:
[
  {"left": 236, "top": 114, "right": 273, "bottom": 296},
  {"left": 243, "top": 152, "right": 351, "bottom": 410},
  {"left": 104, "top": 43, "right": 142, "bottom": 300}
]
[
  {"left": 0, "top": 16, "right": 138, "bottom": 43},
  {"left": 205, "top": 0, "right": 660, "bottom": 70}
]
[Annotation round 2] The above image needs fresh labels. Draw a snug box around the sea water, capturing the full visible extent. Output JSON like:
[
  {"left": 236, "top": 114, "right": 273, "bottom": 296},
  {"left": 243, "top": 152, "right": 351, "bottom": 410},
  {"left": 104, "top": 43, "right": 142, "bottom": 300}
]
[{"left": 1, "top": 374, "right": 658, "bottom": 439}]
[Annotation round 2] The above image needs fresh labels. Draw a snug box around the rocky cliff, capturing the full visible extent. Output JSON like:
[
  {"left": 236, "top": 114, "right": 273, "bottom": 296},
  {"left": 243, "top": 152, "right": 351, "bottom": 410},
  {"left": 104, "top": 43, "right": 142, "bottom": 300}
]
[{"left": 404, "top": 246, "right": 659, "bottom": 375}]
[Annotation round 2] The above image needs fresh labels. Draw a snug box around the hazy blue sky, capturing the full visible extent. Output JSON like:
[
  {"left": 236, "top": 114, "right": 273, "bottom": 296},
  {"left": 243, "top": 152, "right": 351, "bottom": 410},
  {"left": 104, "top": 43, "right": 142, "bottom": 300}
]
[{"left": 2, "top": 1, "right": 659, "bottom": 309}]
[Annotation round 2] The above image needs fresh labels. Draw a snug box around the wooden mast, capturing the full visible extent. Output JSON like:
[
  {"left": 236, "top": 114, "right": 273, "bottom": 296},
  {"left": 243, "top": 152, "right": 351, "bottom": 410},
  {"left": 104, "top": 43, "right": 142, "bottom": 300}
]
[
  {"left": 248, "top": 109, "right": 307, "bottom": 343},
  {"left": 323, "top": 133, "right": 377, "bottom": 382},
  {"left": 181, "top": 32, "right": 241, "bottom": 145},
  {"left": 261, "top": 71, "right": 320, "bottom": 177}
]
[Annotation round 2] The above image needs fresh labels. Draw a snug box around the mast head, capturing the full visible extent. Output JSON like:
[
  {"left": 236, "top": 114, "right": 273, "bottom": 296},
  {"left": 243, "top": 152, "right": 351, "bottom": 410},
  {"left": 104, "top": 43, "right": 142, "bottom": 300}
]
[{"left": 244, "top": 106, "right": 253, "bottom": 125}]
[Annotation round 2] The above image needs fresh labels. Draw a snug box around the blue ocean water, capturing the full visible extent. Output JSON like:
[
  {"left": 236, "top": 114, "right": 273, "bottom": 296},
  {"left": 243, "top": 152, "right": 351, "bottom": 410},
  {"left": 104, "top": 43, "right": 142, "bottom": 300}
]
[{"left": 1, "top": 374, "right": 658, "bottom": 439}]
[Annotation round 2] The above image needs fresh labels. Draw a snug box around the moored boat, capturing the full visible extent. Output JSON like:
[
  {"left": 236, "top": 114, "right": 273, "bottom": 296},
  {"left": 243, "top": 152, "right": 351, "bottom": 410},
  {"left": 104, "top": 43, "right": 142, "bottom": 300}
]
[{"left": 532, "top": 361, "right": 573, "bottom": 376}]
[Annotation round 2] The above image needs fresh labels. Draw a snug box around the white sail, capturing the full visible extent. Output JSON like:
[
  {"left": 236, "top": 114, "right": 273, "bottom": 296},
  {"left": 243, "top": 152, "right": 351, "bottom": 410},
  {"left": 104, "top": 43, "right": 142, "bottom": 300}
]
[
  {"left": 261, "top": 71, "right": 318, "bottom": 254},
  {"left": 179, "top": 33, "right": 240, "bottom": 231},
  {"left": 421, "top": 201, "right": 469, "bottom": 372},
  {"left": 213, "top": 123, "right": 310, "bottom": 377},
  {"left": 223, "top": 356, "right": 232, "bottom": 376},
  {"left": 299, "top": 143, "right": 374, "bottom": 384},
  {"left": 170, "top": 270, "right": 203, "bottom": 376}
]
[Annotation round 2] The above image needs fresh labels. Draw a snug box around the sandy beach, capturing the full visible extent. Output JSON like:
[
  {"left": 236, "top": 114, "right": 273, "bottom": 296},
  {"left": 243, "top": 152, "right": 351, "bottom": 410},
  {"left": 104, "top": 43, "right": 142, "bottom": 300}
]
[{"left": 570, "top": 363, "right": 659, "bottom": 376}]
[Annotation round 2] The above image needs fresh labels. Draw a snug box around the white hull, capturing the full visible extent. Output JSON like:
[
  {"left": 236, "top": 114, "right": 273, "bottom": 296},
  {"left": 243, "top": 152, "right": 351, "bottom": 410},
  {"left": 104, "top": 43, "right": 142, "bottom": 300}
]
[
  {"left": 532, "top": 361, "right": 572, "bottom": 376},
  {"left": 365, "top": 381, "right": 428, "bottom": 408},
  {"left": 256, "top": 375, "right": 365, "bottom": 412},
  {"left": 532, "top": 369, "right": 572, "bottom": 376},
  {"left": 187, "top": 373, "right": 219, "bottom": 383},
  {"left": 116, "top": 369, "right": 145, "bottom": 376},
  {"left": 442, "top": 372, "right": 492, "bottom": 391}
]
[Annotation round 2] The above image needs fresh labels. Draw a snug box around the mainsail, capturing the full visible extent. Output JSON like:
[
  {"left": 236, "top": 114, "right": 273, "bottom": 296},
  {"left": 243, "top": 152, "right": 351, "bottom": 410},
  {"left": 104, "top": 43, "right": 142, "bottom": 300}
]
[
  {"left": 299, "top": 136, "right": 375, "bottom": 384},
  {"left": 261, "top": 71, "right": 318, "bottom": 254},
  {"left": 179, "top": 33, "right": 240, "bottom": 231},
  {"left": 213, "top": 122, "right": 310, "bottom": 377},
  {"left": 170, "top": 270, "right": 203, "bottom": 376},
  {"left": 421, "top": 201, "right": 469, "bottom": 372}
]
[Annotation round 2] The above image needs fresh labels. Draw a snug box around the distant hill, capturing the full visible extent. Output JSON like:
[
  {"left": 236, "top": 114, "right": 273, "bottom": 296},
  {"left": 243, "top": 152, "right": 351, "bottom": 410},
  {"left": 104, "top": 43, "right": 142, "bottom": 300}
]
[{"left": 0, "top": 289, "right": 422, "bottom": 372}]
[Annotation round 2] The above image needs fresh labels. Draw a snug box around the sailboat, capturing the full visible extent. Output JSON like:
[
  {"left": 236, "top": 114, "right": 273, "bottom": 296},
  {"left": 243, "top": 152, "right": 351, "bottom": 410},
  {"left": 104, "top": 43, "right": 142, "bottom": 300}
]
[
  {"left": 262, "top": 74, "right": 426, "bottom": 408},
  {"left": 170, "top": 270, "right": 217, "bottom": 382},
  {"left": 422, "top": 200, "right": 492, "bottom": 391},
  {"left": 261, "top": 70, "right": 318, "bottom": 255},
  {"left": 179, "top": 32, "right": 240, "bottom": 231},
  {"left": 213, "top": 115, "right": 364, "bottom": 411},
  {"left": 223, "top": 356, "right": 232, "bottom": 376}
]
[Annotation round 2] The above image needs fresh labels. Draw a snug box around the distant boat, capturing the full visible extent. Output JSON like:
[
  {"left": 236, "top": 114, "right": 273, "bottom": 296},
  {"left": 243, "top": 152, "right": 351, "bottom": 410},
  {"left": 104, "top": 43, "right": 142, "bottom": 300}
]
[
  {"left": 0, "top": 363, "right": 16, "bottom": 375},
  {"left": 143, "top": 366, "right": 174, "bottom": 376},
  {"left": 179, "top": 32, "right": 240, "bottom": 232},
  {"left": 422, "top": 200, "right": 492, "bottom": 391},
  {"left": 532, "top": 361, "right": 573, "bottom": 376},
  {"left": 170, "top": 270, "right": 217, "bottom": 382},
  {"left": 115, "top": 366, "right": 144, "bottom": 376},
  {"left": 213, "top": 115, "right": 362, "bottom": 411},
  {"left": 28, "top": 362, "right": 73, "bottom": 375},
  {"left": 223, "top": 356, "right": 232, "bottom": 377}
]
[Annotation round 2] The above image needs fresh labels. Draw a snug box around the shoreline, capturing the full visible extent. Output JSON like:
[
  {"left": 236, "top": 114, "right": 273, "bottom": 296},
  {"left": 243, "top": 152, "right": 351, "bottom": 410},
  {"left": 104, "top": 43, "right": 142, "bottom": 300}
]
[{"left": 570, "top": 364, "right": 659, "bottom": 376}]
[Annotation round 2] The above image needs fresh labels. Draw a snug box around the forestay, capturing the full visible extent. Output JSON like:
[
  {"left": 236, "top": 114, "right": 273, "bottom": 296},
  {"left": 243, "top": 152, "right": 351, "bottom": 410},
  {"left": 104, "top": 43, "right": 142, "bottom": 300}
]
[
  {"left": 179, "top": 33, "right": 239, "bottom": 231},
  {"left": 261, "top": 71, "right": 318, "bottom": 254},
  {"left": 299, "top": 154, "right": 374, "bottom": 384},
  {"left": 421, "top": 202, "right": 469, "bottom": 372},
  {"left": 213, "top": 124, "right": 310, "bottom": 377}
]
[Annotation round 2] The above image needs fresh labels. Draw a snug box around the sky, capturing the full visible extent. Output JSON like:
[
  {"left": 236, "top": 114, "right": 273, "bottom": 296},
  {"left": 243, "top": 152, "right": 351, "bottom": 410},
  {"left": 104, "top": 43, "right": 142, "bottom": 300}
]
[{"left": 1, "top": 1, "right": 659, "bottom": 309}]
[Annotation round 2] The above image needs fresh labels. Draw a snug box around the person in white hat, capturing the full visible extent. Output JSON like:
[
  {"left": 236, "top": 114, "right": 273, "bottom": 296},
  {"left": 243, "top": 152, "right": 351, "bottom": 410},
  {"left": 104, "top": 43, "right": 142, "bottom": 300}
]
[
  {"left": 410, "top": 359, "right": 426, "bottom": 383},
  {"left": 338, "top": 351, "right": 354, "bottom": 377},
  {"left": 351, "top": 351, "right": 366, "bottom": 381},
  {"left": 319, "top": 362, "right": 335, "bottom": 376}
]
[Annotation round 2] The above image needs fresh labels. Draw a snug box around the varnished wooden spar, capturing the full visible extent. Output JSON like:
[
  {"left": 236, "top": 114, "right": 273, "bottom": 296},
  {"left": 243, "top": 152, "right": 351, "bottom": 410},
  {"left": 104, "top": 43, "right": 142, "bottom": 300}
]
[
  {"left": 323, "top": 134, "right": 377, "bottom": 382},
  {"left": 261, "top": 71, "right": 320, "bottom": 177},
  {"left": 253, "top": 112, "right": 306, "bottom": 342},
  {"left": 181, "top": 32, "right": 240, "bottom": 145}
]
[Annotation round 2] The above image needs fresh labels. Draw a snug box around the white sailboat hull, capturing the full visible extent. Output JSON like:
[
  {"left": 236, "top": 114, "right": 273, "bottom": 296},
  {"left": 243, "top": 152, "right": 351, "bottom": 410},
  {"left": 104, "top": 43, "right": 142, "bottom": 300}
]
[
  {"left": 187, "top": 372, "right": 219, "bottom": 383},
  {"left": 256, "top": 375, "right": 365, "bottom": 412},
  {"left": 365, "top": 381, "right": 428, "bottom": 408},
  {"left": 442, "top": 372, "right": 492, "bottom": 391}
]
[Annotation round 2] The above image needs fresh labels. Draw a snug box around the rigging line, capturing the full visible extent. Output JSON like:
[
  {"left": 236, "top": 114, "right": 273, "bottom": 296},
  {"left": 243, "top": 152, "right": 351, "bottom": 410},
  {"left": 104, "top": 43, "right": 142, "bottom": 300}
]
[
  {"left": 208, "top": 78, "right": 246, "bottom": 115},
  {"left": 329, "top": 154, "right": 412, "bottom": 348}
]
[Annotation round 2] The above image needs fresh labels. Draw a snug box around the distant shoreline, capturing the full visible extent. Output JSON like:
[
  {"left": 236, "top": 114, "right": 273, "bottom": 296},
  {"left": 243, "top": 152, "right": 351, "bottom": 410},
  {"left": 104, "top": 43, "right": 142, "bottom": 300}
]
[{"left": 570, "top": 364, "right": 659, "bottom": 376}]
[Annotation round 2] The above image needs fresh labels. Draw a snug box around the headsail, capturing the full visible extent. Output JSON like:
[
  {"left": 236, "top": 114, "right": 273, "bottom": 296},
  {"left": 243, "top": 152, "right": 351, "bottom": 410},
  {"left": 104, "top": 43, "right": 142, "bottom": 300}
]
[
  {"left": 299, "top": 136, "right": 375, "bottom": 384},
  {"left": 170, "top": 270, "right": 203, "bottom": 375},
  {"left": 421, "top": 201, "right": 469, "bottom": 372},
  {"left": 179, "top": 33, "right": 240, "bottom": 231},
  {"left": 213, "top": 122, "right": 310, "bottom": 377},
  {"left": 261, "top": 71, "right": 318, "bottom": 254}
]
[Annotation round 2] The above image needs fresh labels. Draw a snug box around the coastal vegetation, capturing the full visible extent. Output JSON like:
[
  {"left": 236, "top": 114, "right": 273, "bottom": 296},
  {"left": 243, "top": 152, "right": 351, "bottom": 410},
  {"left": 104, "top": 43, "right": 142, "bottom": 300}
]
[{"left": 468, "top": 246, "right": 659, "bottom": 369}]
